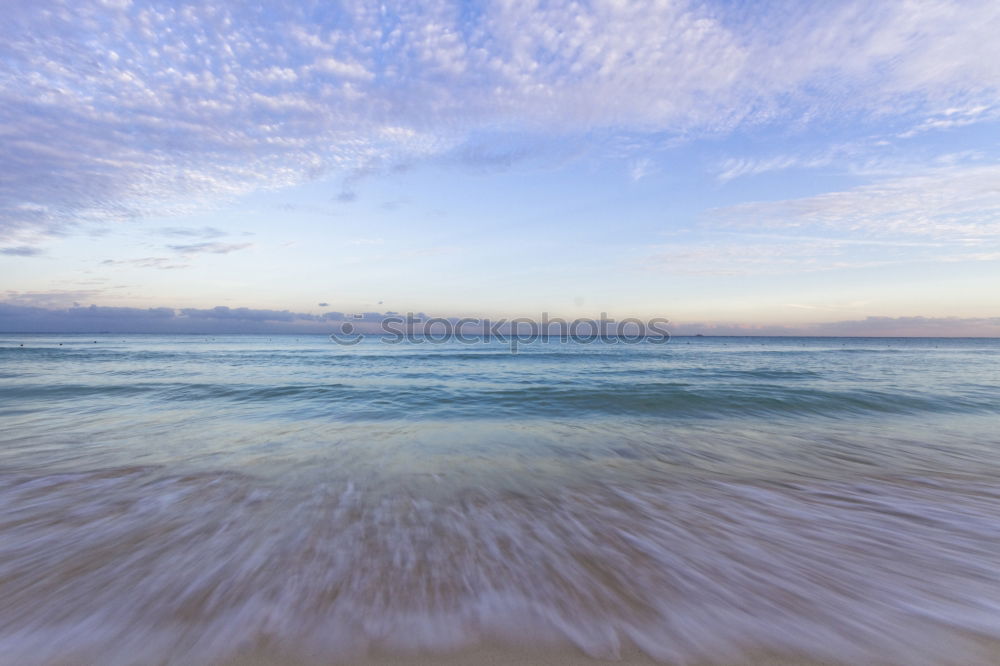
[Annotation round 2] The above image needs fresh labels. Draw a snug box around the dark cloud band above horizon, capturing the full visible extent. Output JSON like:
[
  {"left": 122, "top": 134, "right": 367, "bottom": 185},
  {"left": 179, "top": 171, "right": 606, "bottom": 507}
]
[{"left": 1, "top": 302, "right": 998, "bottom": 337}]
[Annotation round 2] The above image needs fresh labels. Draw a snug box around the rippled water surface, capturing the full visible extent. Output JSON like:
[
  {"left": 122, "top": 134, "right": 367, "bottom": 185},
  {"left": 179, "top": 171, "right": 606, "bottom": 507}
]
[{"left": 2, "top": 335, "right": 1000, "bottom": 664}]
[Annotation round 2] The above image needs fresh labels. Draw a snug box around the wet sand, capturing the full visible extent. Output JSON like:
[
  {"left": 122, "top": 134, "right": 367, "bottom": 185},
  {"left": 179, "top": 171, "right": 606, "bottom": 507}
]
[
  {"left": 224, "top": 640, "right": 1000, "bottom": 666},
  {"left": 225, "top": 647, "right": 828, "bottom": 666}
]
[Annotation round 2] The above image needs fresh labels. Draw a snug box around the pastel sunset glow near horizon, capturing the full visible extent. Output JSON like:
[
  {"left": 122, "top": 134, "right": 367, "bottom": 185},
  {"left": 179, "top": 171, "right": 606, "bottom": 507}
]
[{"left": 3, "top": 0, "right": 1000, "bottom": 336}]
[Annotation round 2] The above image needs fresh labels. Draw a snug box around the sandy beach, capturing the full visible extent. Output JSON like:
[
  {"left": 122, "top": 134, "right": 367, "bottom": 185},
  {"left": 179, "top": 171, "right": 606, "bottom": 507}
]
[
  {"left": 225, "top": 646, "right": 829, "bottom": 666},
  {"left": 223, "top": 639, "right": 1000, "bottom": 666}
]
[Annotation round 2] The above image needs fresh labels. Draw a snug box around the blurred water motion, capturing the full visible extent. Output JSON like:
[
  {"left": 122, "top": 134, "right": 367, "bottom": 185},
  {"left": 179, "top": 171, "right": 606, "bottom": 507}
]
[{"left": 3, "top": 335, "right": 1000, "bottom": 664}]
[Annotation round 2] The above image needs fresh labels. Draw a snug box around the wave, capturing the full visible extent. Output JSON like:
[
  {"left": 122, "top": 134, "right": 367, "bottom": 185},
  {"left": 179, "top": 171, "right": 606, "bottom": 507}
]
[{"left": 1, "top": 380, "right": 995, "bottom": 420}]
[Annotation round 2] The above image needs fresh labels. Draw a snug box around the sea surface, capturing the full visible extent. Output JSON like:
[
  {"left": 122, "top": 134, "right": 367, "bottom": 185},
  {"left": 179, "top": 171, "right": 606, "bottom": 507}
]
[{"left": 2, "top": 334, "right": 1000, "bottom": 664}]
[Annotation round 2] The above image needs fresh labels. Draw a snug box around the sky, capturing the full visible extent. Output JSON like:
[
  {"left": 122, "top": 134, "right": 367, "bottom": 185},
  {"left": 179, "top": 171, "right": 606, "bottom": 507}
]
[{"left": 2, "top": 0, "right": 1000, "bottom": 335}]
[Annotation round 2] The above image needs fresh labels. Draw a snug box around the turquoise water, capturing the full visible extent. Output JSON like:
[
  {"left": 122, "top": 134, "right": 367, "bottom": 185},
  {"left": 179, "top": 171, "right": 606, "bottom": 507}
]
[{"left": 2, "top": 335, "right": 1000, "bottom": 663}]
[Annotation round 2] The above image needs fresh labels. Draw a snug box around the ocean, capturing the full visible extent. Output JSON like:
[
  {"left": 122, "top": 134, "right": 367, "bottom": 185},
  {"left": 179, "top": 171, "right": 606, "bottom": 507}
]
[{"left": 2, "top": 334, "right": 1000, "bottom": 664}]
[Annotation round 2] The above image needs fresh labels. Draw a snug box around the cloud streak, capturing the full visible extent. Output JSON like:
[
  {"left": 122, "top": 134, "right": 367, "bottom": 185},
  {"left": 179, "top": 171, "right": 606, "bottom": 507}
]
[
  {"left": 102, "top": 257, "right": 188, "bottom": 270},
  {"left": 166, "top": 242, "right": 253, "bottom": 255},
  {"left": 156, "top": 226, "right": 229, "bottom": 239}
]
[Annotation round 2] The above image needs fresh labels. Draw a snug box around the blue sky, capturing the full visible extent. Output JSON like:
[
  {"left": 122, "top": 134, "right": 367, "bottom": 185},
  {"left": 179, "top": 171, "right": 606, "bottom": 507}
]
[{"left": 2, "top": 0, "right": 1000, "bottom": 335}]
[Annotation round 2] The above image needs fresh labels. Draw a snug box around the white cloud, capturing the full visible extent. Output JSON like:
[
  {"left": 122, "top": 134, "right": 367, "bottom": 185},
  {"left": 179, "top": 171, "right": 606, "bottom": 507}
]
[
  {"left": 898, "top": 105, "right": 996, "bottom": 138},
  {"left": 648, "top": 161, "right": 1000, "bottom": 275},
  {"left": 311, "top": 57, "right": 373, "bottom": 81},
  {"left": 3, "top": 0, "right": 1000, "bottom": 243},
  {"left": 712, "top": 165, "right": 1000, "bottom": 239},
  {"left": 629, "top": 158, "right": 653, "bottom": 181},
  {"left": 715, "top": 154, "right": 833, "bottom": 183}
]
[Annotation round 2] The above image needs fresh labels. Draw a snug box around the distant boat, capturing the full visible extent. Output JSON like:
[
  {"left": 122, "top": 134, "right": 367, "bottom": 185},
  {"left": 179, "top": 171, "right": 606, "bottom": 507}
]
[{"left": 695, "top": 333, "right": 704, "bottom": 337}]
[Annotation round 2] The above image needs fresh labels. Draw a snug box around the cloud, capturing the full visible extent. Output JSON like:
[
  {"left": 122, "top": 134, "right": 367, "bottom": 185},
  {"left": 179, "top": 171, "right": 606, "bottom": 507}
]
[
  {"left": 380, "top": 198, "right": 408, "bottom": 211},
  {"left": 178, "top": 306, "right": 317, "bottom": 323},
  {"left": 649, "top": 234, "right": 996, "bottom": 276},
  {"left": 715, "top": 152, "right": 841, "bottom": 182},
  {"left": 648, "top": 240, "right": 854, "bottom": 276},
  {"left": 629, "top": 158, "right": 653, "bottom": 182},
  {"left": 645, "top": 162, "right": 1000, "bottom": 275},
  {"left": 808, "top": 316, "right": 1000, "bottom": 337},
  {"left": 102, "top": 257, "right": 188, "bottom": 269},
  {"left": 0, "top": 302, "right": 362, "bottom": 333},
  {"left": 3, "top": 0, "right": 1000, "bottom": 242},
  {"left": 2, "top": 302, "right": 998, "bottom": 337},
  {"left": 897, "top": 105, "right": 996, "bottom": 138},
  {"left": 452, "top": 142, "right": 536, "bottom": 173},
  {"left": 0, "top": 303, "right": 175, "bottom": 333},
  {"left": 166, "top": 242, "right": 253, "bottom": 255},
  {"left": 3, "top": 290, "right": 106, "bottom": 308},
  {"left": 98, "top": 240, "right": 250, "bottom": 268},
  {"left": 0, "top": 245, "right": 44, "bottom": 256},
  {"left": 156, "top": 226, "right": 229, "bottom": 239},
  {"left": 665, "top": 316, "right": 1000, "bottom": 337},
  {"left": 712, "top": 165, "right": 1000, "bottom": 239},
  {"left": 312, "top": 57, "right": 373, "bottom": 81}
]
